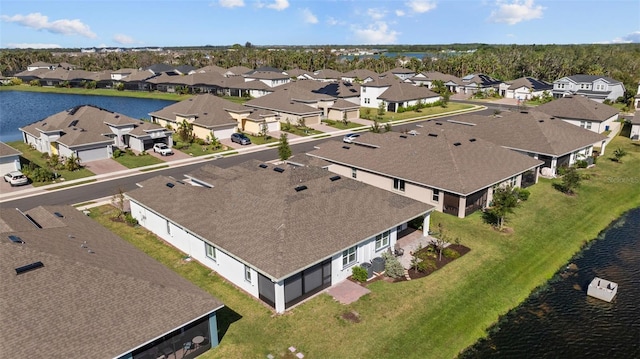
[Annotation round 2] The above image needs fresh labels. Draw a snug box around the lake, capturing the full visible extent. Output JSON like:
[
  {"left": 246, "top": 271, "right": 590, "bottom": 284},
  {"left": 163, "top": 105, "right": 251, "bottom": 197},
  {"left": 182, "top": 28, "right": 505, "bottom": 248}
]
[
  {"left": 0, "top": 91, "right": 176, "bottom": 142},
  {"left": 460, "top": 207, "right": 640, "bottom": 358}
]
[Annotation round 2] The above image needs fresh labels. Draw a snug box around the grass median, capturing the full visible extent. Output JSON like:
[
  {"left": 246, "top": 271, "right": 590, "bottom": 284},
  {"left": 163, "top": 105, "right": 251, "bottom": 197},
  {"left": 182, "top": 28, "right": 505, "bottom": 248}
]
[{"left": 89, "top": 134, "right": 640, "bottom": 359}]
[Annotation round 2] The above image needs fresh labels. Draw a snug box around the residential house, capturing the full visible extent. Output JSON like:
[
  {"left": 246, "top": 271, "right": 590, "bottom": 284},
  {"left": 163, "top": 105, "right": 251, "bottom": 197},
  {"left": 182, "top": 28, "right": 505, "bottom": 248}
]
[
  {"left": 120, "top": 69, "right": 157, "bottom": 91},
  {"left": 223, "top": 66, "right": 252, "bottom": 77},
  {"left": 459, "top": 73, "right": 503, "bottom": 94},
  {"left": 342, "top": 69, "right": 379, "bottom": 83},
  {"left": 196, "top": 65, "right": 227, "bottom": 75},
  {"left": 409, "top": 71, "right": 462, "bottom": 93},
  {"left": 0, "top": 142, "right": 22, "bottom": 174},
  {"left": 308, "top": 127, "right": 542, "bottom": 218},
  {"left": 1, "top": 205, "right": 223, "bottom": 359},
  {"left": 536, "top": 95, "right": 619, "bottom": 133},
  {"left": 311, "top": 69, "right": 343, "bottom": 82},
  {"left": 143, "top": 63, "right": 179, "bottom": 76},
  {"left": 360, "top": 77, "right": 441, "bottom": 112},
  {"left": 448, "top": 111, "right": 608, "bottom": 174},
  {"left": 149, "top": 94, "right": 253, "bottom": 140},
  {"left": 20, "top": 105, "right": 173, "bottom": 162},
  {"left": 243, "top": 69, "right": 291, "bottom": 88},
  {"left": 634, "top": 81, "right": 640, "bottom": 109},
  {"left": 388, "top": 67, "right": 416, "bottom": 81},
  {"left": 110, "top": 68, "right": 137, "bottom": 81},
  {"left": 126, "top": 161, "right": 433, "bottom": 313},
  {"left": 26, "top": 61, "right": 56, "bottom": 71},
  {"left": 630, "top": 111, "right": 640, "bottom": 141},
  {"left": 244, "top": 85, "right": 324, "bottom": 126},
  {"left": 285, "top": 68, "right": 314, "bottom": 80},
  {"left": 500, "top": 77, "right": 552, "bottom": 100},
  {"left": 552, "top": 75, "right": 625, "bottom": 103}
]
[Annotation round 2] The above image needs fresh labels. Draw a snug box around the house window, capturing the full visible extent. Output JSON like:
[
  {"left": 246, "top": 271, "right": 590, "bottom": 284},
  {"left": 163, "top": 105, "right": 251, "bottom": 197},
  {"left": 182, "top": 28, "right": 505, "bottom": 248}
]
[
  {"left": 432, "top": 189, "right": 440, "bottom": 202},
  {"left": 205, "top": 242, "right": 216, "bottom": 261},
  {"left": 393, "top": 178, "right": 405, "bottom": 192},
  {"left": 166, "top": 220, "right": 172, "bottom": 236},
  {"left": 586, "top": 122, "right": 592, "bottom": 130},
  {"left": 342, "top": 246, "right": 357, "bottom": 267},
  {"left": 508, "top": 176, "right": 518, "bottom": 187},
  {"left": 580, "top": 121, "right": 586, "bottom": 128},
  {"left": 244, "top": 265, "right": 252, "bottom": 282},
  {"left": 362, "top": 87, "right": 366, "bottom": 93},
  {"left": 364, "top": 98, "right": 370, "bottom": 104},
  {"left": 375, "top": 230, "right": 390, "bottom": 250},
  {"left": 351, "top": 168, "right": 357, "bottom": 178}
]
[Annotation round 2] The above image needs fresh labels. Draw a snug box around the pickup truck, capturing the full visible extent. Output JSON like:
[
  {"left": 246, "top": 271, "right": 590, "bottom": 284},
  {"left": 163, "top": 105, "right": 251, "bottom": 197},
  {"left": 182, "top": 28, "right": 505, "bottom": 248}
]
[{"left": 152, "top": 143, "right": 173, "bottom": 156}]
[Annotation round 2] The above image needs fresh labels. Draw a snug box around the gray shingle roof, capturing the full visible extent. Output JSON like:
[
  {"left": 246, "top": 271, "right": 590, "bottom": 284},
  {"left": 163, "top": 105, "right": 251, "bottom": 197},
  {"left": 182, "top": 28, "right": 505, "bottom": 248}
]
[
  {"left": 378, "top": 82, "right": 440, "bottom": 102},
  {"left": 0, "top": 141, "right": 21, "bottom": 158},
  {"left": 561, "top": 74, "right": 622, "bottom": 84},
  {"left": 507, "top": 77, "right": 552, "bottom": 91},
  {"left": 411, "top": 71, "right": 462, "bottom": 84},
  {"left": 451, "top": 111, "right": 607, "bottom": 156},
  {"left": 308, "top": 126, "right": 542, "bottom": 196},
  {"left": 1, "top": 205, "right": 222, "bottom": 359},
  {"left": 631, "top": 111, "right": 640, "bottom": 125},
  {"left": 536, "top": 95, "right": 619, "bottom": 122},
  {"left": 127, "top": 161, "right": 432, "bottom": 280},
  {"left": 244, "top": 87, "right": 324, "bottom": 115}
]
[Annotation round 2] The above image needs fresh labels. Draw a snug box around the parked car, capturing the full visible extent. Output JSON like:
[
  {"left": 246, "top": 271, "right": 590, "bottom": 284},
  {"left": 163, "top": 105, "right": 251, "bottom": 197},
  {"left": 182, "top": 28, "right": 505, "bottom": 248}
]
[
  {"left": 231, "top": 133, "right": 252, "bottom": 145},
  {"left": 342, "top": 133, "right": 361, "bottom": 143},
  {"left": 153, "top": 143, "right": 173, "bottom": 156},
  {"left": 3, "top": 171, "right": 29, "bottom": 186}
]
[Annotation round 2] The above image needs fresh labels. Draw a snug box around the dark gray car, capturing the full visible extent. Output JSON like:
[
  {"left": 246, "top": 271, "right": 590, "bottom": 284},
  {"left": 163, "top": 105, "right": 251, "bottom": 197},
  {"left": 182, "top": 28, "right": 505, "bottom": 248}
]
[{"left": 231, "top": 133, "right": 251, "bottom": 145}]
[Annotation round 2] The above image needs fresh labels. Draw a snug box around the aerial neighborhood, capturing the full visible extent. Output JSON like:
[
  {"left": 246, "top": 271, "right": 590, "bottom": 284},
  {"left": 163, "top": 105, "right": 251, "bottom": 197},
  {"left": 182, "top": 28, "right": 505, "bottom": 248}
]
[{"left": 2, "top": 57, "right": 639, "bottom": 359}]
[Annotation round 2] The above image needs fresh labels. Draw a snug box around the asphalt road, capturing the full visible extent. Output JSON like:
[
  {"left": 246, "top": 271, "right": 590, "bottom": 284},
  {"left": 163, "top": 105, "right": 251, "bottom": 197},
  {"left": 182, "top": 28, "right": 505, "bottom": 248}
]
[{"left": 1, "top": 106, "right": 496, "bottom": 210}]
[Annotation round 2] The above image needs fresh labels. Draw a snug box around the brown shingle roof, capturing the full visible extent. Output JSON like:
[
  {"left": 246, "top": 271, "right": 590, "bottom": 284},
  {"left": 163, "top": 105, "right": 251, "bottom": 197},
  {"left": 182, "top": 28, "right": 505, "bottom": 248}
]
[
  {"left": 535, "top": 95, "right": 619, "bottom": 122},
  {"left": 308, "top": 127, "right": 542, "bottom": 196},
  {"left": 149, "top": 94, "right": 247, "bottom": 129},
  {"left": 127, "top": 161, "right": 432, "bottom": 280},
  {"left": 0, "top": 142, "right": 21, "bottom": 158},
  {"left": 245, "top": 88, "right": 324, "bottom": 115},
  {"left": 1, "top": 205, "right": 222, "bottom": 359},
  {"left": 379, "top": 82, "right": 440, "bottom": 102},
  {"left": 451, "top": 111, "right": 607, "bottom": 156}
]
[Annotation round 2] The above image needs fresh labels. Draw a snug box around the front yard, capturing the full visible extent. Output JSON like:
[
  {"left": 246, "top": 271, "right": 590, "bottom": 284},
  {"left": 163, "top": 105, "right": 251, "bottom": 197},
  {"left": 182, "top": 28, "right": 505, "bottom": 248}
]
[
  {"left": 87, "top": 134, "right": 640, "bottom": 358},
  {"left": 360, "top": 102, "right": 474, "bottom": 122}
]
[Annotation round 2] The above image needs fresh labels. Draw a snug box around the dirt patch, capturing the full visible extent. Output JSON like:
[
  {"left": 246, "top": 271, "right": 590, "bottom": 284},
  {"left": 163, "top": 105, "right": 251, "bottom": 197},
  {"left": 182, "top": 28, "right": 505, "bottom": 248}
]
[{"left": 341, "top": 310, "right": 361, "bottom": 323}]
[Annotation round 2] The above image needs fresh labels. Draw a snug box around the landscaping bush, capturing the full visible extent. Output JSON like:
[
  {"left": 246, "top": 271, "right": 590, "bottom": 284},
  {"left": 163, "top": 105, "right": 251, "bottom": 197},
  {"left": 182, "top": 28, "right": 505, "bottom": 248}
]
[
  {"left": 351, "top": 265, "right": 368, "bottom": 283},
  {"left": 416, "top": 259, "right": 437, "bottom": 273},
  {"left": 124, "top": 212, "right": 138, "bottom": 226},
  {"left": 442, "top": 248, "right": 460, "bottom": 259},
  {"left": 381, "top": 252, "right": 405, "bottom": 279},
  {"left": 514, "top": 187, "right": 531, "bottom": 201},
  {"left": 113, "top": 149, "right": 123, "bottom": 158},
  {"left": 576, "top": 159, "right": 588, "bottom": 168}
]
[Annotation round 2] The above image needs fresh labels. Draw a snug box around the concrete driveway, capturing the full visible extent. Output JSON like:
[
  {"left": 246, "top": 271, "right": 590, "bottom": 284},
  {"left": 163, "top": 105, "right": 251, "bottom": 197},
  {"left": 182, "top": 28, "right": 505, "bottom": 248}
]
[{"left": 83, "top": 158, "right": 129, "bottom": 176}]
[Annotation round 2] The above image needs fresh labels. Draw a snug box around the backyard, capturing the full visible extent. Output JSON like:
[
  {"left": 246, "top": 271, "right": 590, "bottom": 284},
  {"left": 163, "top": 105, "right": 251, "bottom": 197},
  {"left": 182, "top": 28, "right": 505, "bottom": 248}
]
[{"left": 87, "top": 132, "right": 640, "bottom": 358}]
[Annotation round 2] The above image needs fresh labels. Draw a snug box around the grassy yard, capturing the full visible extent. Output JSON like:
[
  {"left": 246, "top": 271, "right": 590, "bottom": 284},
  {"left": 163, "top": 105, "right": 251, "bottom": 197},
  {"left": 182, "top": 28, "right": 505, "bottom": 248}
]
[
  {"left": 88, "top": 134, "right": 640, "bottom": 359},
  {"left": 321, "top": 119, "right": 365, "bottom": 130},
  {"left": 282, "top": 126, "right": 324, "bottom": 136},
  {"left": 0, "top": 84, "right": 190, "bottom": 101},
  {"left": 113, "top": 151, "right": 164, "bottom": 168},
  {"left": 7, "top": 141, "right": 95, "bottom": 184},
  {"left": 244, "top": 134, "right": 279, "bottom": 145},
  {"left": 173, "top": 139, "right": 233, "bottom": 157},
  {"left": 360, "top": 103, "right": 474, "bottom": 122}
]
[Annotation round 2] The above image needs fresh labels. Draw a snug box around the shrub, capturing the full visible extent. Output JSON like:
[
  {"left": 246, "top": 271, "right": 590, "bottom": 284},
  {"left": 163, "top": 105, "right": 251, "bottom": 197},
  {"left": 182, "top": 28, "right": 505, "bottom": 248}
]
[
  {"left": 124, "top": 212, "right": 138, "bottom": 226},
  {"left": 351, "top": 265, "right": 368, "bottom": 283},
  {"left": 514, "top": 187, "right": 530, "bottom": 201},
  {"left": 556, "top": 164, "right": 569, "bottom": 176},
  {"left": 443, "top": 248, "right": 460, "bottom": 259},
  {"left": 113, "top": 149, "right": 123, "bottom": 158},
  {"left": 381, "top": 252, "right": 405, "bottom": 279},
  {"left": 196, "top": 138, "right": 206, "bottom": 145},
  {"left": 416, "top": 259, "right": 436, "bottom": 273},
  {"left": 576, "top": 159, "right": 588, "bottom": 168}
]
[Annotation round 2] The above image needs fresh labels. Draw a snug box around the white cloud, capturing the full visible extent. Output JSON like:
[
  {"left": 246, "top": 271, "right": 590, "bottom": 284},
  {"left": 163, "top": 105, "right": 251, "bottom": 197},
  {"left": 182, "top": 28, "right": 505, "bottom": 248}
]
[
  {"left": 301, "top": 8, "right": 318, "bottom": 24},
  {"left": 488, "top": 0, "right": 544, "bottom": 25},
  {"left": 113, "top": 34, "right": 137, "bottom": 45},
  {"left": 261, "top": 0, "right": 289, "bottom": 11},
  {"left": 367, "top": 8, "right": 387, "bottom": 20},
  {"left": 218, "top": 0, "right": 245, "bottom": 8},
  {"left": 607, "top": 31, "right": 640, "bottom": 44},
  {"left": 406, "top": 1, "right": 437, "bottom": 13},
  {"left": 0, "top": 12, "right": 97, "bottom": 38},
  {"left": 396, "top": 10, "right": 406, "bottom": 17},
  {"left": 6, "top": 42, "right": 62, "bottom": 49},
  {"left": 352, "top": 22, "right": 399, "bottom": 44}
]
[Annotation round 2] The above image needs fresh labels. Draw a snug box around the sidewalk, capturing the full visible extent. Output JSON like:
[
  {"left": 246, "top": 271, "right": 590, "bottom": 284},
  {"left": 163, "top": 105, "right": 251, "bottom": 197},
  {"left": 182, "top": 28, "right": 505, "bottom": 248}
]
[{"left": 0, "top": 107, "right": 486, "bottom": 204}]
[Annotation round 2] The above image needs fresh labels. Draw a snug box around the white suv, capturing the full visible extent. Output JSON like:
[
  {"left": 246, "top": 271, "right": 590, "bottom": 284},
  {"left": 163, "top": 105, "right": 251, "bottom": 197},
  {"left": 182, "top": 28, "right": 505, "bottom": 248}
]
[
  {"left": 4, "top": 171, "right": 29, "bottom": 186},
  {"left": 153, "top": 143, "right": 173, "bottom": 156}
]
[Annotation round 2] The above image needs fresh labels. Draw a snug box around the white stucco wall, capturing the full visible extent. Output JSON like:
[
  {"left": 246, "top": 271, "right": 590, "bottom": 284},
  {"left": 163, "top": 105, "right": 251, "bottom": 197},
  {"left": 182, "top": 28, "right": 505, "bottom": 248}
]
[
  {"left": 630, "top": 123, "right": 640, "bottom": 141},
  {"left": 560, "top": 116, "right": 617, "bottom": 134}
]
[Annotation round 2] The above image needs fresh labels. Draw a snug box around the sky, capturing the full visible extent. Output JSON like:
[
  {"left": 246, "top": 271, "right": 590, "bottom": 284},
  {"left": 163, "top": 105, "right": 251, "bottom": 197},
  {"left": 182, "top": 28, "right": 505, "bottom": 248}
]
[{"left": 1, "top": 0, "right": 639, "bottom": 48}]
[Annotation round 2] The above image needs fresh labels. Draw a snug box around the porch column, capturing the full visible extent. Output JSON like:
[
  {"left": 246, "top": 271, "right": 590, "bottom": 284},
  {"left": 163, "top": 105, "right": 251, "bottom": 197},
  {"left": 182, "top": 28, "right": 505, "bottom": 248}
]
[
  {"left": 208, "top": 311, "right": 220, "bottom": 348},
  {"left": 458, "top": 196, "right": 466, "bottom": 219},
  {"left": 274, "top": 280, "right": 285, "bottom": 313},
  {"left": 600, "top": 140, "right": 607, "bottom": 156},
  {"left": 550, "top": 158, "right": 558, "bottom": 174},
  {"left": 422, "top": 212, "right": 431, "bottom": 236}
]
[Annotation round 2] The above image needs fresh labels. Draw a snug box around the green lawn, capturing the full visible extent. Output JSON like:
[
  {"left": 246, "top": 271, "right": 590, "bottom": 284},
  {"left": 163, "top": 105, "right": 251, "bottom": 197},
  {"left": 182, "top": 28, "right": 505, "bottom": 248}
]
[
  {"left": 244, "top": 134, "right": 279, "bottom": 145},
  {"left": 113, "top": 151, "right": 164, "bottom": 168},
  {"left": 0, "top": 84, "right": 190, "bottom": 101},
  {"left": 7, "top": 141, "right": 95, "bottom": 184},
  {"left": 282, "top": 126, "right": 323, "bottom": 136},
  {"left": 88, "top": 134, "right": 640, "bottom": 359},
  {"left": 173, "top": 139, "right": 233, "bottom": 157},
  {"left": 321, "top": 119, "right": 366, "bottom": 130},
  {"left": 360, "top": 103, "right": 474, "bottom": 122}
]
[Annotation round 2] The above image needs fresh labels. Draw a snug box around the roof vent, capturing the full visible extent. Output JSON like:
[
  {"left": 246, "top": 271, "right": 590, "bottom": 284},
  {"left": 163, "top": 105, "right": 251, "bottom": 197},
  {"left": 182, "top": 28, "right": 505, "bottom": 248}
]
[
  {"left": 453, "top": 142, "right": 461, "bottom": 146},
  {"left": 538, "top": 120, "right": 544, "bottom": 123},
  {"left": 15, "top": 261, "right": 44, "bottom": 275},
  {"left": 166, "top": 182, "right": 175, "bottom": 188},
  {"left": 435, "top": 122, "right": 443, "bottom": 125},
  {"left": 68, "top": 119, "right": 79, "bottom": 127},
  {"left": 428, "top": 133, "right": 438, "bottom": 137},
  {"left": 273, "top": 167, "right": 285, "bottom": 173},
  {"left": 469, "top": 138, "right": 476, "bottom": 142},
  {"left": 259, "top": 163, "right": 268, "bottom": 168},
  {"left": 342, "top": 145, "right": 350, "bottom": 149},
  {"left": 8, "top": 235, "right": 24, "bottom": 244},
  {"left": 115, "top": 115, "right": 120, "bottom": 118},
  {"left": 520, "top": 111, "right": 528, "bottom": 114},
  {"left": 294, "top": 185, "right": 308, "bottom": 192},
  {"left": 203, "top": 112, "right": 208, "bottom": 115},
  {"left": 54, "top": 212, "right": 64, "bottom": 218},
  {"left": 329, "top": 175, "right": 341, "bottom": 181},
  {"left": 400, "top": 135, "right": 407, "bottom": 138}
]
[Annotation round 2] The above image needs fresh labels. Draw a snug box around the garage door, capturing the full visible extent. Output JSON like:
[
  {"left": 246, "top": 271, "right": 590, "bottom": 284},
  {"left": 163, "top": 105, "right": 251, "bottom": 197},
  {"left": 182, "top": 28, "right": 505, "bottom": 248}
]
[
  {"left": 78, "top": 147, "right": 109, "bottom": 162},
  {"left": 213, "top": 127, "right": 236, "bottom": 140}
]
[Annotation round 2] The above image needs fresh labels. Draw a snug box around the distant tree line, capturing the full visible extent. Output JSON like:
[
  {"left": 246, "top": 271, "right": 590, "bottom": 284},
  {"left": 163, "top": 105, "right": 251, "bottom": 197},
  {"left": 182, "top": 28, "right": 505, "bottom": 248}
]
[{"left": 1, "top": 43, "right": 638, "bottom": 91}]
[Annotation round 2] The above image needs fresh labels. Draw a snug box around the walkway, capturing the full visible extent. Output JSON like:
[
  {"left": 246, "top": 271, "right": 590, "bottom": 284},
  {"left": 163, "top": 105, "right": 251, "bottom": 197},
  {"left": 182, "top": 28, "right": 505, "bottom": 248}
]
[{"left": 395, "top": 228, "right": 437, "bottom": 269}]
